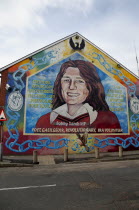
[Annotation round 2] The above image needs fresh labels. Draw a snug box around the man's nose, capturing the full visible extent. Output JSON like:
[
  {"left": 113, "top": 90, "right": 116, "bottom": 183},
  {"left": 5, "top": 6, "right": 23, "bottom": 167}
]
[{"left": 69, "top": 80, "right": 76, "bottom": 89}]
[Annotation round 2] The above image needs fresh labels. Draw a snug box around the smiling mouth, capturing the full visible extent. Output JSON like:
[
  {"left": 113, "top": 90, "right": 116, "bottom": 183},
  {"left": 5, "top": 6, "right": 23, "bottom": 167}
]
[{"left": 67, "top": 93, "right": 80, "bottom": 97}]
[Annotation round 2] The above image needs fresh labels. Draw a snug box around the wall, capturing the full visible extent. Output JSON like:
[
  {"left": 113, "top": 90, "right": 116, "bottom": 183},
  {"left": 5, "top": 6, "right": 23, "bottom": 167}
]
[{"left": 2, "top": 35, "right": 139, "bottom": 155}]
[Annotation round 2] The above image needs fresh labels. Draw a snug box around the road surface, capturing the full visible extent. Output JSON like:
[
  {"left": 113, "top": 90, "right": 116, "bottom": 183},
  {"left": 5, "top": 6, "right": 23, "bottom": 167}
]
[{"left": 1, "top": 160, "right": 139, "bottom": 209}]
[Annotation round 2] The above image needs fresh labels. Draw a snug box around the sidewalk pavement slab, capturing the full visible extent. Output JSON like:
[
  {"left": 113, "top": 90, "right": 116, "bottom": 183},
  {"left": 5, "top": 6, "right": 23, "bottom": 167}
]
[
  {"left": 54, "top": 150, "right": 139, "bottom": 164},
  {"left": 38, "top": 155, "right": 55, "bottom": 165},
  {"left": 1, "top": 150, "right": 139, "bottom": 167},
  {"left": 0, "top": 160, "right": 33, "bottom": 167}
]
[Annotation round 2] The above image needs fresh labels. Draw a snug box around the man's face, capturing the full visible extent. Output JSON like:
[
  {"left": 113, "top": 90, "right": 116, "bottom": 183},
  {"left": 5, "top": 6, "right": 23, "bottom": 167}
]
[{"left": 61, "top": 67, "right": 89, "bottom": 105}]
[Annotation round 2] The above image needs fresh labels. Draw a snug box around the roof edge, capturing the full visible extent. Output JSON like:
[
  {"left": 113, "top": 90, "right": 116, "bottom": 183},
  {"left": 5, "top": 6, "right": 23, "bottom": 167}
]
[
  {"left": 0, "top": 32, "right": 79, "bottom": 72},
  {"left": 77, "top": 33, "right": 139, "bottom": 80},
  {"left": 0, "top": 32, "right": 138, "bottom": 80}
]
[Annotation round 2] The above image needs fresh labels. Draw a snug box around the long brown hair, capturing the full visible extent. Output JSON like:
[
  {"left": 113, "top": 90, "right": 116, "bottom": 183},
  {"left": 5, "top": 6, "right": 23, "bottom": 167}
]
[{"left": 52, "top": 60, "right": 109, "bottom": 111}]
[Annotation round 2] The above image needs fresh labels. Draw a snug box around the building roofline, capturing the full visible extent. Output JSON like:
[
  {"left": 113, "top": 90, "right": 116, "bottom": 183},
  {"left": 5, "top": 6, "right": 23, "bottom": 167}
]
[
  {"left": 78, "top": 33, "right": 139, "bottom": 80},
  {"left": 0, "top": 32, "right": 138, "bottom": 80},
  {"left": 0, "top": 32, "right": 78, "bottom": 72}
]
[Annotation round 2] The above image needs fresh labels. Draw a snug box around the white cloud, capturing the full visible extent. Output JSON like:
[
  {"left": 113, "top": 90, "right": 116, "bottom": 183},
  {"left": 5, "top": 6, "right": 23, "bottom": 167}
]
[
  {"left": 82, "top": 6, "right": 139, "bottom": 75},
  {"left": 0, "top": 1, "right": 41, "bottom": 30},
  {"left": 0, "top": 0, "right": 139, "bottom": 77},
  {"left": 0, "top": 0, "right": 94, "bottom": 68},
  {"left": 0, "top": 0, "right": 93, "bottom": 31}
]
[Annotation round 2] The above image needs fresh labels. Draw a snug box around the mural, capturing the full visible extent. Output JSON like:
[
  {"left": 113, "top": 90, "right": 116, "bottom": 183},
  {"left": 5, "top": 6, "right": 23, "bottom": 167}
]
[
  {"left": 2, "top": 34, "right": 139, "bottom": 154},
  {"left": 25, "top": 53, "right": 128, "bottom": 135}
]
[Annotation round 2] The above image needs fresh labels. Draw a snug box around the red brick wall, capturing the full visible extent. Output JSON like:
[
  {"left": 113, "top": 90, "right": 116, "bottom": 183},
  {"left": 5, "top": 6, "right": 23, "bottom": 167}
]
[{"left": 0, "top": 70, "right": 8, "bottom": 142}]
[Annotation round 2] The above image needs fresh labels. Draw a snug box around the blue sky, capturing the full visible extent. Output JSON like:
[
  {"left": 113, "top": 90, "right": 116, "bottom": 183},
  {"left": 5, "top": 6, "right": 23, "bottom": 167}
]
[{"left": 0, "top": 0, "right": 139, "bottom": 75}]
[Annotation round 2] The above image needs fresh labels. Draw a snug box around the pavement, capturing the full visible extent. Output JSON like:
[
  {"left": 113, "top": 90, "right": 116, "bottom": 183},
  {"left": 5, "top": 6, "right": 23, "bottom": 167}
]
[
  {"left": 2, "top": 159, "right": 139, "bottom": 210},
  {"left": 1, "top": 150, "right": 139, "bottom": 167}
]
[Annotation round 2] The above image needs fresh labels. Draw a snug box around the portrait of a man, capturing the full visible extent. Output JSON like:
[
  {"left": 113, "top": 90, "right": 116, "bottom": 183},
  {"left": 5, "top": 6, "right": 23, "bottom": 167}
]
[{"left": 35, "top": 60, "right": 121, "bottom": 133}]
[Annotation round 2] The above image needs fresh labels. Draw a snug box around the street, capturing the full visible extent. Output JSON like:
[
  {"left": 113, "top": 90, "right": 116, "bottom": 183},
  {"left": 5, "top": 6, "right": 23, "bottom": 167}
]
[{"left": 1, "top": 160, "right": 139, "bottom": 210}]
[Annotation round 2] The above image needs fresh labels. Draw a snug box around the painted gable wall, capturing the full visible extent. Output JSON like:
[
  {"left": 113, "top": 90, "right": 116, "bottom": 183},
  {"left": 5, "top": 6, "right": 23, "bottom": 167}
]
[{"left": 1, "top": 33, "right": 139, "bottom": 155}]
